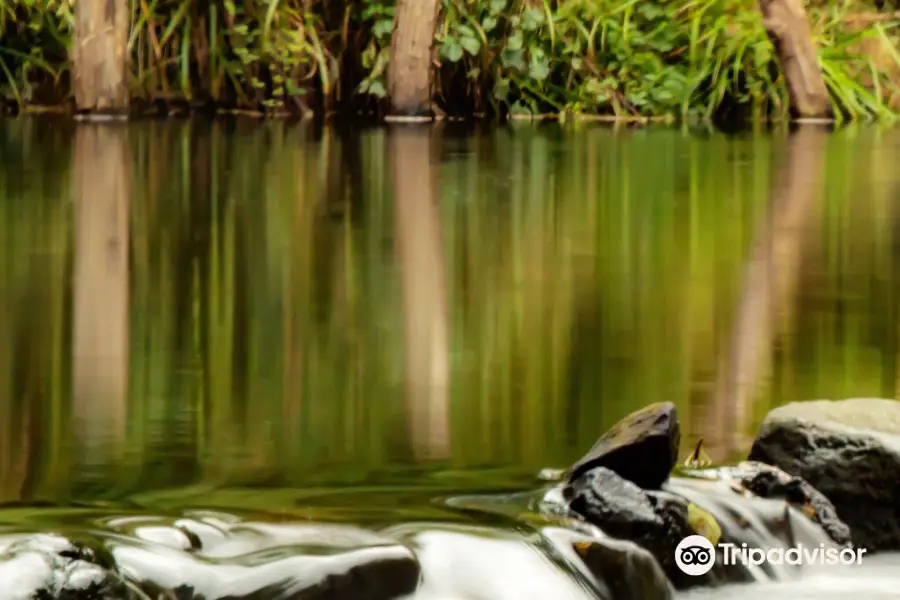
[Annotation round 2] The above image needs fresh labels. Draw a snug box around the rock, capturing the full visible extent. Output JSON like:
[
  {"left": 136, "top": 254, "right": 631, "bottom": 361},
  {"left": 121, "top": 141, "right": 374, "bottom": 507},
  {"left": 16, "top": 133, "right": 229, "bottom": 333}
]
[
  {"left": 0, "top": 533, "right": 130, "bottom": 600},
  {"left": 113, "top": 522, "right": 420, "bottom": 600},
  {"left": 565, "top": 467, "right": 662, "bottom": 535},
  {"left": 567, "top": 466, "right": 854, "bottom": 590},
  {"left": 564, "top": 467, "right": 724, "bottom": 590},
  {"left": 383, "top": 523, "right": 600, "bottom": 600},
  {"left": 748, "top": 398, "right": 900, "bottom": 551},
  {"left": 643, "top": 490, "right": 742, "bottom": 590},
  {"left": 568, "top": 402, "right": 680, "bottom": 489},
  {"left": 541, "top": 527, "right": 673, "bottom": 600},
  {"left": 737, "top": 460, "right": 852, "bottom": 547}
]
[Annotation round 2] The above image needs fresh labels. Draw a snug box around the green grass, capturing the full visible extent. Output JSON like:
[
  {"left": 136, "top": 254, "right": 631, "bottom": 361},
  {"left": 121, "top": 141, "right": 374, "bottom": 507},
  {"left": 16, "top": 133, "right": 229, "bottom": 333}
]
[{"left": 1, "top": 0, "right": 899, "bottom": 121}]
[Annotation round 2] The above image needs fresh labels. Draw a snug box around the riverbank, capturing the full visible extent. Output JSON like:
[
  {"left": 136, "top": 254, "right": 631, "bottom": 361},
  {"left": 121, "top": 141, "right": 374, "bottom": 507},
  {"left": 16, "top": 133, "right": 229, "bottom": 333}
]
[{"left": 2, "top": 1, "right": 900, "bottom": 123}]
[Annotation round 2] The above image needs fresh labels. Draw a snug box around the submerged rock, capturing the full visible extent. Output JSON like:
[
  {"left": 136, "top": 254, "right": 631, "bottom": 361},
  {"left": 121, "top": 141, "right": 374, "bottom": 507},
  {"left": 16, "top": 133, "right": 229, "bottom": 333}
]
[
  {"left": 0, "top": 533, "right": 131, "bottom": 600},
  {"left": 748, "top": 398, "right": 900, "bottom": 551},
  {"left": 385, "top": 522, "right": 675, "bottom": 600},
  {"left": 113, "top": 522, "right": 420, "bottom": 600},
  {"left": 568, "top": 402, "right": 680, "bottom": 489}
]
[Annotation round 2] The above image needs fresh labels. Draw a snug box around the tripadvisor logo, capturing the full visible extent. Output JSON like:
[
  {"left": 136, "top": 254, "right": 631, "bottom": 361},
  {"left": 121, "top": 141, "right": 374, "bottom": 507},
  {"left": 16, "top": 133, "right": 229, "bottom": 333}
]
[
  {"left": 674, "top": 535, "right": 868, "bottom": 576},
  {"left": 675, "top": 535, "right": 717, "bottom": 576}
]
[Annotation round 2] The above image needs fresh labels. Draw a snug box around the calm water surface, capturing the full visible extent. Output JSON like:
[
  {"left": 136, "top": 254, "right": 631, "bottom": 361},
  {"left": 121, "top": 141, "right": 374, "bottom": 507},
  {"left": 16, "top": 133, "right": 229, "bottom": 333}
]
[{"left": 0, "top": 120, "right": 898, "bottom": 547}]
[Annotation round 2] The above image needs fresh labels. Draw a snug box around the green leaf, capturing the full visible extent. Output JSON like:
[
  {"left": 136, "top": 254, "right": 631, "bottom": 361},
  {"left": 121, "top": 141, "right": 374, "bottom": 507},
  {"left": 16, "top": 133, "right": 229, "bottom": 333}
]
[
  {"left": 285, "top": 81, "right": 307, "bottom": 96},
  {"left": 490, "top": 0, "right": 508, "bottom": 15},
  {"left": 521, "top": 8, "right": 545, "bottom": 31},
  {"left": 368, "top": 79, "right": 387, "bottom": 98},
  {"left": 510, "top": 100, "right": 532, "bottom": 115},
  {"left": 483, "top": 15, "right": 498, "bottom": 32},
  {"left": 627, "top": 90, "right": 648, "bottom": 106},
  {"left": 650, "top": 88, "right": 675, "bottom": 105},
  {"left": 688, "top": 503, "right": 722, "bottom": 546},
  {"left": 458, "top": 24, "right": 477, "bottom": 39},
  {"left": 528, "top": 54, "right": 550, "bottom": 81},
  {"left": 585, "top": 77, "right": 604, "bottom": 95},
  {"left": 441, "top": 39, "right": 464, "bottom": 63},
  {"left": 373, "top": 18, "right": 393, "bottom": 39},
  {"left": 501, "top": 48, "right": 526, "bottom": 70},
  {"left": 507, "top": 32, "right": 524, "bottom": 51},
  {"left": 637, "top": 3, "right": 665, "bottom": 20},
  {"left": 460, "top": 36, "right": 481, "bottom": 56},
  {"left": 493, "top": 78, "right": 510, "bottom": 102}
]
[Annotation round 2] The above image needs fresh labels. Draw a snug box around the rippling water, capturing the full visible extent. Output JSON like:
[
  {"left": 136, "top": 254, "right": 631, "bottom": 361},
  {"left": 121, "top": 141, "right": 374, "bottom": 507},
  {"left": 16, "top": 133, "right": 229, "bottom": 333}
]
[{"left": 1, "top": 119, "right": 900, "bottom": 597}]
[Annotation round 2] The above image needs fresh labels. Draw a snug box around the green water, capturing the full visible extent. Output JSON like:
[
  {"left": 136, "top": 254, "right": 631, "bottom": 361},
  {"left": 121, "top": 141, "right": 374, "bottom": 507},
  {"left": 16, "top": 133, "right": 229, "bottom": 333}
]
[{"left": 0, "top": 119, "right": 898, "bottom": 515}]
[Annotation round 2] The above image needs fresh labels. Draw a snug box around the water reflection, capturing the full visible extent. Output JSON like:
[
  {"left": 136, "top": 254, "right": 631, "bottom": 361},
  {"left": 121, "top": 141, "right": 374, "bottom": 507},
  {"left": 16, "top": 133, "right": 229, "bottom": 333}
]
[
  {"left": 391, "top": 125, "right": 450, "bottom": 460},
  {"left": 72, "top": 123, "right": 131, "bottom": 477},
  {"left": 0, "top": 121, "right": 899, "bottom": 505},
  {"left": 706, "top": 125, "right": 829, "bottom": 459}
]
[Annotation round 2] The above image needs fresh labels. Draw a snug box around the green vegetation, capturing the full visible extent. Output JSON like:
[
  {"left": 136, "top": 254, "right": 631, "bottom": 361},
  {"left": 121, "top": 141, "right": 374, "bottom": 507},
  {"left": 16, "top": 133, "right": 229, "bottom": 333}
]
[{"left": 2, "top": 0, "right": 900, "bottom": 121}]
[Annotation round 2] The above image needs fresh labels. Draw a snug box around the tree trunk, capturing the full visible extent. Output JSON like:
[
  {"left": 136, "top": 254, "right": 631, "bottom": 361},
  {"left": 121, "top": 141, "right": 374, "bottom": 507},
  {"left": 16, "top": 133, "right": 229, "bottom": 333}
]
[
  {"left": 759, "top": 0, "right": 831, "bottom": 119},
  {"left": 73, "top": 0, "right": 130, "bottom": 114},
  {"left": 392, "top": 125, "right": 450, "bottom": 459},
  {"left": 72, "top": 124, "right": 131, "bottom": 468},
  {"left": 387, "top": 0, "right": 441, "bottom": 119}
]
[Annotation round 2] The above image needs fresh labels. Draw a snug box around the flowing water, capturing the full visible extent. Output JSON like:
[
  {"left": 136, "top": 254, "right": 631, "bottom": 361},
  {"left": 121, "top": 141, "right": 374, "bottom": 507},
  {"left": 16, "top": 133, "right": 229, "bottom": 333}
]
[{"left": 1, "top": 119, "right": 900, "bottom": 598}]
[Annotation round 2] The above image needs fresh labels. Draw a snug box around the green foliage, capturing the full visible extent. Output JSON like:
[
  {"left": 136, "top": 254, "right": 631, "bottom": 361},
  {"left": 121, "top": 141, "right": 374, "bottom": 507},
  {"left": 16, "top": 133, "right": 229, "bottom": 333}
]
[
  {"left": 0, "top": 0, "right": 899, "bottom": 121},
  {"left": 432, "top": 0, "right": 900, "bottom": 120},
  {"left": 0, "top": 0, "right": 72, "bottom": 110}
]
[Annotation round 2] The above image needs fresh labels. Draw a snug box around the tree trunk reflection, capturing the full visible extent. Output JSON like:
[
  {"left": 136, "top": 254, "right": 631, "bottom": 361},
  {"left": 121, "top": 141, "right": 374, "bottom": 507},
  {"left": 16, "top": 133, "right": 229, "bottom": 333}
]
[
  {"left": 392, "top": 126, "right": 450, "bottom": 460},
  {"left": 72, "top": 124, "right": 131, "bottom": 472},
  {"left": 707, "top": 125, "right": 827, "bottom": 459}
]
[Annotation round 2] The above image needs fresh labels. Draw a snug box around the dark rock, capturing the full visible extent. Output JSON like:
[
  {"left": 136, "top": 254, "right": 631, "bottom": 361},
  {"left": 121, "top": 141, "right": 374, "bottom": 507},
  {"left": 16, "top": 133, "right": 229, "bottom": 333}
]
[
  {"left": 541, "top": 527, "right": 673, "bottom": 600},
  {"left": 568, "top": 402, "right": 680, "bottom": 489},
  {"left": 564, "top": 467, "right": 722, "bottom": 590},
  {"left": 748, "top": 398, "right": 900, "bottom": 551},
  {"left": 566, "top": 467, "right": 662, "bottom": 535},
  {"left": 566, "top": 466, "right": 852, "bottom": 590},
  {"left": 737, "top": 460, "right": 852, "bottom": 547},
  {"left": 0, "top": 533, "right": 131, "bottom": 600}
]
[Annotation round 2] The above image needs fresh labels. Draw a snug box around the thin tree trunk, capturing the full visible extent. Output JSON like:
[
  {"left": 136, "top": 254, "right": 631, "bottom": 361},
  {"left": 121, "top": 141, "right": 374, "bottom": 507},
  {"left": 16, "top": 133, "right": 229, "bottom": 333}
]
[
  {"left": 706, "top": 125, "right": 827, "bottom": 459},
  {"left": 387, "top": 0, "right": 441, "bottom": 118},
  {"left": 759, "top": 0, "right": 831, "bottom": 119},
  {"left": 392, "top": 125, "right": 450, "bottom": 459},
  {"left": 72, "top": 124, "right": 131, "bottom": 465},
  {"left": 73, "top": 0, "right": 130, "bottom": 114}
]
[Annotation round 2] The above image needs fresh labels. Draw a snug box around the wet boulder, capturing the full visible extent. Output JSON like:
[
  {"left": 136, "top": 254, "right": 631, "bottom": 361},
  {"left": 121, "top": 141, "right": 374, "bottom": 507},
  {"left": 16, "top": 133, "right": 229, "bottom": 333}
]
[
  {"left": 0, "top": 533, "right": 130, "bottom": 600},
  {"left": 568, "top": 402, "right": 680, "bottom": 489},
  {"left": 541, "top": 527, "right": 673, "bottom": 600},
  {"left": 736, "top": 461, "right": 851, "bottom": 548},
  {"left": 748, "top": 398, "right": 900, "bottom": 551},
  {"left": 565, "top": 467, "right": 661, "bottom": 535},
  {"left": 564, "top": 467, "right": 725, "bottom": 590}
]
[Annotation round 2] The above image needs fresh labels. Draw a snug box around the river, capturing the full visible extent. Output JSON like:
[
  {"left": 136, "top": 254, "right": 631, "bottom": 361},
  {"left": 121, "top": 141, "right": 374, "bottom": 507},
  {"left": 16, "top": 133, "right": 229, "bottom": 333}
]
[{"left": 0, "top": 118, "right": 898, "bottom": 598}]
